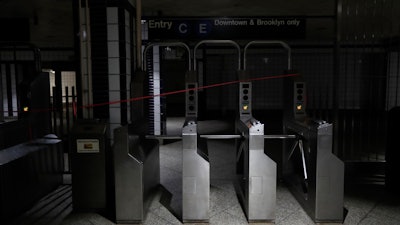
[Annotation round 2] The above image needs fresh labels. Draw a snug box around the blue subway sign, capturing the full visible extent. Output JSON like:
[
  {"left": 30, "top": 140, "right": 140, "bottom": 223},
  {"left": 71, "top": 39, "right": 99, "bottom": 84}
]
[{"left": 144, "top": 17, "right": 306, "bottom": 40}]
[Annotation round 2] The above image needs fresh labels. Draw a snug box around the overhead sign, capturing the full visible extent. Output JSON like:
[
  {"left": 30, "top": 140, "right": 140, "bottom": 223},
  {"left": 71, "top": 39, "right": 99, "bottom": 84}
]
[{"left": 145, "top": 17, "right": 306, "bottom": 40}]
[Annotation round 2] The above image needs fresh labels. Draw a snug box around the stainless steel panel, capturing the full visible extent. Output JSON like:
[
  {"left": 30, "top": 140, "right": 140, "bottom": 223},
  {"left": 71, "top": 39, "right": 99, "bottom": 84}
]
[
  {"left": 113, "top": 126, "right": 143, "bottom": 223},
  {"left": 182, "top": 120, "right": 210, "bottom": 222},
  {"left": 113, "top": 125, "right": 160, "bottom": 224},
  {"left": 236, "top": 119, "right": 276, "bottom": 222},
  {"left": 315, "top": 124, "right": 344, "bottom": 222},
  {"left": 283, "top": 120, "right": 344, "bottom": 223}
]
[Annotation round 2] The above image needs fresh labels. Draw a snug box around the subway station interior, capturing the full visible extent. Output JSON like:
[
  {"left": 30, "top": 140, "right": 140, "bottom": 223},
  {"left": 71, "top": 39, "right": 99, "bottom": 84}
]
[{"left": 1, "top": 0, "right": 400, "bottom": 224}]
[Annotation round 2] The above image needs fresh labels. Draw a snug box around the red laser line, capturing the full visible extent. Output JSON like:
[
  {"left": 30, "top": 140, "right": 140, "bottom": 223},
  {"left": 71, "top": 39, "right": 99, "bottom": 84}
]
[
  {"left": 83, "top": 73, "right": 299, "bottom": 109},
  {"left": 1, "top": 73, "right": 299, "bottom": 113}
]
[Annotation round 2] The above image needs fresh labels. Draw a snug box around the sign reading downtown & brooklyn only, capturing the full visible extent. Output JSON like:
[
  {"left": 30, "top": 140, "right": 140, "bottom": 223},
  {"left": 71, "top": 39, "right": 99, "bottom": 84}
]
[{"left": 144, "top": 17, "right": 306, "bottom": 40}]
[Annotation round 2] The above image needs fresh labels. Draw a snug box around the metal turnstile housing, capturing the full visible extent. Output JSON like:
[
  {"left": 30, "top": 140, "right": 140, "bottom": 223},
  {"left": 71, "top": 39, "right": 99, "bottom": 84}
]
[
  {"left": 283, "top": 120, "right": 344, "bottom": 222},
  {"left": 113, "top": 125, "right": 160, "bottom": 224},
  {"left": 182, "top": 120, "right": 210, "bottom": 222},
  {"left": 236, "top": 119, "right": 276, "bottom": 222}
]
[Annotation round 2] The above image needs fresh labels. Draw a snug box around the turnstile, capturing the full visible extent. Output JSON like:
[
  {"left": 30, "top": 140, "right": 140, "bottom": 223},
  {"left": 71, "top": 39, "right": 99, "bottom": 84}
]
[
  {"left": 235, "top": 79, "right": 276, "bottom": 222},
  {"left": 282, "top": 75, "right": 344, "bottom": 222},
  {"left": 182, "top": 120, "right": 209, "bottom": 222},
  {"left": 236, "top": 41, "right": 291, "bottom": 222},
  {"left": 113, "top": 124, "right": 160, "bottom": 224},
  {"left": 182, "top": 69, "right": 210, "bottom": 222},
  {"left": 283, "top": 119, "right": 344, "bottom": 222},
  {"left": 143, "top": 42, "right": 210, "bottom": 222}
]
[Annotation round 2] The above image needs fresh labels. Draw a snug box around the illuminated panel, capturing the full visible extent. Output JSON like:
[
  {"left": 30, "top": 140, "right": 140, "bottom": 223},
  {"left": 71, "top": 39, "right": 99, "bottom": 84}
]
[
  {"left": 294, "top": 81, "right": 306, "bottom": 118},
  {"left": 240, "top": 82, "right": 251, "bottom": 116}
]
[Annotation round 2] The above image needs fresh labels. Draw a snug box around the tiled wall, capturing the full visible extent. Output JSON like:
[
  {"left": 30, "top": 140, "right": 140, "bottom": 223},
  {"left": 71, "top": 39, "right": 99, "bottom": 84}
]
[
  {"left": 106, "top": 7, "right": 134, "bottom": 136},
  {"left": 107, "top": 7, "right": 121, "bottom": 134},
  {"left": 79, "top": 5, "right": 91, "bottom": 118},
  {"left": 0, "top": 63, "right": 18, "bottom": 119},
  {"left": 152, "top": 47, "right": 161, "bottom": 135}
]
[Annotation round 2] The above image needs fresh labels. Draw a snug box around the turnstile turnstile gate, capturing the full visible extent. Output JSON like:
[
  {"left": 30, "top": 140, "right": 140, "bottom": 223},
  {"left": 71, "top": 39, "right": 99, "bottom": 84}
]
[
  {"left": 282, "top": 75, "right": 344, "bottom": 223},
  {"left": 236, "top": 41, "right": 292, "bottom": 222},
  {"left": 182, "top": 70, "right": 210, "bottom": 222},
  {"left": 193, "top": 40, "right": 277, "bottom": 222},
  {"left": 283, "top": 119, "right": 344, "bottom": 222},
  {"left": 143, "top": 42, "right": 210, "bottom": 222},
  {"left": 113, "top": 124, "right": 160, "bottom": 224},
  {"left": 235, "top": 77, "right": 277, "bottom": 222},
  {"left": 182, "top": 120, "right": 210, "bottom": 222}
]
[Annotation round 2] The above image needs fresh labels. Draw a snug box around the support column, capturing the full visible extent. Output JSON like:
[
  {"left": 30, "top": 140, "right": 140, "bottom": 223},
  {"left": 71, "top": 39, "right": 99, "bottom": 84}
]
[{"left": 79, "top": 0, "right": 135, "bottom": 139}]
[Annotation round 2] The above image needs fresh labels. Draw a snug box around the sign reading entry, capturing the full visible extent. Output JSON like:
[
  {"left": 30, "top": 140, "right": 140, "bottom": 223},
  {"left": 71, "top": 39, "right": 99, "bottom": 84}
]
[{"left": 145, "top": 17, "right": 306, "bottom": 40}]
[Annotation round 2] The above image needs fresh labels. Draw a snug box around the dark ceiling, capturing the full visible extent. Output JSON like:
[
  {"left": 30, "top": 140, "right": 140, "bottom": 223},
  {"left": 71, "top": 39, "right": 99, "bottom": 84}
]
[{"left": 142, "top": 0, "right": 336, "bottom": 17}]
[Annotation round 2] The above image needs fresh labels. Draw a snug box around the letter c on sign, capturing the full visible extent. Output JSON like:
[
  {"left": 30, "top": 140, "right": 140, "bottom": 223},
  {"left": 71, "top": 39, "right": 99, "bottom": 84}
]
[{"left": 179, "top": 23, "right": 188, "bottom": 33}]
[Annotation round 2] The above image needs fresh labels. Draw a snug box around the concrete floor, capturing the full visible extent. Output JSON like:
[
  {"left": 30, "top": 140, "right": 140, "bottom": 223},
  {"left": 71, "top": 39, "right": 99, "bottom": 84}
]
[{"left": 6, "top": 118, "right": 400, "bottom": 225}]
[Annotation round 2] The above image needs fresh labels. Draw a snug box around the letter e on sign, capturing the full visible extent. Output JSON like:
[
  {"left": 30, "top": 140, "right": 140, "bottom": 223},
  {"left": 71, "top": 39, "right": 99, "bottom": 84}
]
[
  {"left": 199, "top": 23, "right": 207, "bottom": 34},
  {"left": 196, "top": 21, "right": 212, "bottom": 37}
]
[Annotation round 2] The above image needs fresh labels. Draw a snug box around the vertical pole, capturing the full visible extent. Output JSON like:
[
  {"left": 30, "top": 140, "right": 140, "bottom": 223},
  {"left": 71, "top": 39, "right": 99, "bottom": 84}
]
[
  {"left": 85, "top": 0, "right": 92, "bottom": 118},
  {"left": 333, "top": 0, "right": 342, "bottom": 156},
  {"left": 66, "top": 86, "right": 70, "bottom": 133},
  {"left": 56, "top": 70, "right": 64, "bottom": 137},
  {"left": 136, "top": 0, "right": 142, "bottom": 71},
  {"left": 52, "top": 86, "right": 57, "bottom": 136},
  {"left": 79, "top": 0, "right": 93, "bottom": 119},
  {"left": 72, "top": 86, "right": 76, "bottom": 122},
  {"left": 0, "top": 63, "right": 3, "bottom": 122}
]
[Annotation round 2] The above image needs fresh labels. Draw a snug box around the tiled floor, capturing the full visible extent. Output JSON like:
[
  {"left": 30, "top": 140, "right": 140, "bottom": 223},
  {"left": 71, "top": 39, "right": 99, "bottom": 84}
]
[{"left": 6, "top": 118, "right": 400, "bottom": 225}]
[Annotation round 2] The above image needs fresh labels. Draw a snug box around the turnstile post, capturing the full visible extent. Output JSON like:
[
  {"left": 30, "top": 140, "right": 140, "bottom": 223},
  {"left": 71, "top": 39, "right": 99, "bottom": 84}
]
[{"left": 182, "top": 120, "right": 210, "bottom": 222}]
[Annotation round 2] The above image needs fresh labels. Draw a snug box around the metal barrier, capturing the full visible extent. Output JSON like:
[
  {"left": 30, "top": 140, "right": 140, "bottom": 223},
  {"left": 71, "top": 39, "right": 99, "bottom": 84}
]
[
  {"left": 235, "top": 118, "right": 276, "bottom": 222},
  {"left": 233, "top": 41, "right": 290, "bottom": 222},
  {"left": 283, "top": 119, "right": 344, "bottom": 222},
  {"left": 113, "top": 124, "right": 160, "bottom": 224},
  {"left": 182, "top": 62, "right": 210, "bottom": 221},
  {"left": 282, "top": 75, "right": 344, "bottom": 222},
  {"left": 182, "top": 120, "right": 209, "bottom": 222}
]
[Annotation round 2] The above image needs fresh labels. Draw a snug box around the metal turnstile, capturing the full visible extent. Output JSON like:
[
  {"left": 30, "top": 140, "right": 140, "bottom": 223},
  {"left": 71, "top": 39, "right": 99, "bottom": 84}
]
[
  {"left": 235, "top": 78, "right": 276, "bottom": 222},
  {"left": 283, "top": 120, "right": 344, "bottom": 222},
  {"left": 143, "top": 42, "right": 210, "bottom": 222},
  {"left": 113, "top": 124, "right": 160, "bottom": 224},
  {"left": 182, "top": 120, "right": 209, "bottom": 222},
  {"left": 182, "top": 68, "right": 210, "bottom": 222},
  {"left": 282, "top": 75, "right": 344, "bottom": 223},
  {"left": 235, "top": 41, "right": 292, "bottom": 222}
]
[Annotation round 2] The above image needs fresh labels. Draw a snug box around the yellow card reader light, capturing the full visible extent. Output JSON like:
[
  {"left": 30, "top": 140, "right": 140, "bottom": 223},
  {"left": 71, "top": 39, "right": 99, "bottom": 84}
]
[
  {"left": 23, "top": 106, "right": 29, "bottom": 112},
  {"left": 296, "top": 104, "right": 302, "bottom": 111}
]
